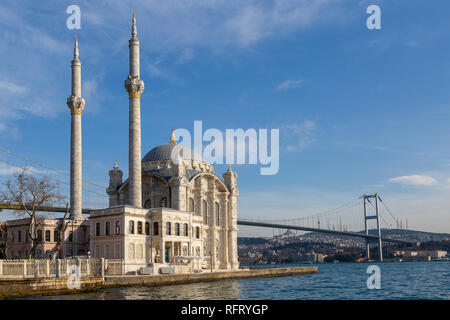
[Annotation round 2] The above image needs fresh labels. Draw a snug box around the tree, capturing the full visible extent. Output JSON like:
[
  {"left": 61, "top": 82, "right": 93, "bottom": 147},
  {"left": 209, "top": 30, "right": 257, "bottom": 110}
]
[
  {"left": 1, "top": 169, "right": 65, "bottom": 258},
  {"left": 52, "top": 204, "right": 70, "bottom": 259}
]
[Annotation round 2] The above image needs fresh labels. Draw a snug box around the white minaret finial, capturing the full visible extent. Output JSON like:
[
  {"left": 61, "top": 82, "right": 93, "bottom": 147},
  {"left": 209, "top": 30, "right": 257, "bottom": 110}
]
[
  {"left": 67, "top": 35, "right": 86, "bottom": 221},
  {"left": 74, "top": 34, "right": 79, "bottom": 60},
  {"left": 125, "top": 11, "right": 144, "bottom": 208},
  {"left": 132, "top": 10, "right": 137, "bottom": 38}
]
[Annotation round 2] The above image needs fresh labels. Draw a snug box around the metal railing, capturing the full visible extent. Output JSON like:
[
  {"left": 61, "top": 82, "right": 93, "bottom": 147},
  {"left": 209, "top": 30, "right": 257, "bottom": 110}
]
[{"left": 0, "top": 258, "right": 106, "bottom": 279}]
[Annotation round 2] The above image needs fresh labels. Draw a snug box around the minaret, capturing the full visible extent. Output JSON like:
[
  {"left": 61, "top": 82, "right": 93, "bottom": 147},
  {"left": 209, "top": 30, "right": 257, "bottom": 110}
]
[
  {"left": 67, "top": 35, "right": 85, "bottom": 220},
  {"left": 125, "top": 11, "right": 145, "bottom": 207}
]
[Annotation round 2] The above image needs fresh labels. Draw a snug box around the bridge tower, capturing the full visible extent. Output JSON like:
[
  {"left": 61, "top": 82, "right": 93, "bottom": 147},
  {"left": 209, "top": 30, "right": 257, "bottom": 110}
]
[{"left": 362, "top": 193, "right": 383, "bottom": 262}]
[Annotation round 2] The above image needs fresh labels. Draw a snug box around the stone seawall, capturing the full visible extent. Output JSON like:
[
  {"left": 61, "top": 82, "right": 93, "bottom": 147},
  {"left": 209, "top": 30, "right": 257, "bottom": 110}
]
[
  {"left": 104, "top": 267, "right": 318, "bottom": 288},
  {"left": 0, "top": 267, "right": 317, "bottom": 298},
  {"left": 0, "top": 277, "right": 104, "bottom": 298}
]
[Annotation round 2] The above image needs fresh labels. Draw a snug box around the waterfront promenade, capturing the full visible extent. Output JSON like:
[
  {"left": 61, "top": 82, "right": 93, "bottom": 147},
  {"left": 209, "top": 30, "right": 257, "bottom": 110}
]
[{"left": 0, "top": 266, "right": 317, "bottom": 298}]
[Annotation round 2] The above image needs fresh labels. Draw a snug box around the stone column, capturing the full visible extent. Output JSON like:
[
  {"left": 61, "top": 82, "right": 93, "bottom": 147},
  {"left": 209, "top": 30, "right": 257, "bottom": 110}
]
[
  {"left": 124, "top": 12, "right": 144, "bottom": 208},
  {"left": 223, "top": 166, "right": 239, "bottom": 270},
  {"left": 221, "top": 194, "right": 230, "bottom": 269},
  {"left": 67, "top": 35, "right": 85, "bottom": 220}
]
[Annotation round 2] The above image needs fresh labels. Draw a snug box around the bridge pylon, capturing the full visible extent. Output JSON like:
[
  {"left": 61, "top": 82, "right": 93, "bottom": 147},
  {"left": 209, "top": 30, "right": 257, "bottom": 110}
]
[{"left": 361, "top": 193, "right": 383, "bottom": 262}]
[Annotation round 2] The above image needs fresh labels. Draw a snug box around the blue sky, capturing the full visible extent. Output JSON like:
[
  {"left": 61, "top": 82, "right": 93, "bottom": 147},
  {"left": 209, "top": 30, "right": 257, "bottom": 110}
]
[{"left": 0, "top": 0, "right": 449, "bottom": 235}]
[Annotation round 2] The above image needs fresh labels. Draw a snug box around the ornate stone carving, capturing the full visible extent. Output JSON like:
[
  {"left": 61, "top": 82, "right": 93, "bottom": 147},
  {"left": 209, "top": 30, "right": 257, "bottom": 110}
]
[
  {"left": 67, "top": 96, "right": 85, "bottom": 114},
  {"left": 124, "top": 75, "right": 144, "bottom": 98}
]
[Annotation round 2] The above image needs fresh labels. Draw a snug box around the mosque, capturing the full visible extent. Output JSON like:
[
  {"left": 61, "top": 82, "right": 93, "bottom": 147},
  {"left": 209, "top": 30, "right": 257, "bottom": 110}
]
[
  {"left": 5, "top": 13, "right": 239, "bottom": 275},
  {"left": 88, "top": 13, "right": 240, "bottom": 274}
]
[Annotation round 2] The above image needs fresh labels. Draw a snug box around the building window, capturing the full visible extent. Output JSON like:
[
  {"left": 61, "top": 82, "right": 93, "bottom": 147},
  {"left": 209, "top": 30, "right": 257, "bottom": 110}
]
[
  {"left": 215, "top": 202, "right": 220, "bottom": 226},
  {"left": 166, "top": 222, "right": 171, "bottom": 235},
  {"left": 68, "top": 231, "right": 73, "bottom": 242},
  {"left": 195, "top": 226, "right": 200, "bottom": 239},
  {"left": 45, "top": 230, "right": 51, "bottom": 242},
  {"left": 203, "top": 200, "right": 208, "bottom": 225},
  {"left": 37, "top": 230, "right": 42, "bottom": 242},
  {"left": 175, "top": 223, "right": 180, "bottom": 236},
  {"left": 115, "top": 221, "right": 120, "bottom": 235},
  {"left": 145, "top": 222, "right": 150, "bottom": 235},
  {"left": 137, "top": 221, "right": 143, "bottom": 234},
  {"left": 129, "top": 220, "right": 135, "bottom": 234},
  {"left": 25, "top": 232, "right": 28, "bottom": 242},
  {"left": 105, "top": 222, "right": 110, "bottom": 236},
  {"left": 183, "top": 223, "right": 188, "bottom": 237},
  {"left": 160, "top": 197, "right": 167, "bottom": 207},
  {"left": 96, "top": 222, "right": 100, "bottom": 236},
  {"left": 54, "top": 230, "right": 59, "bottom": 243},
  {"left": 153, "top": 222, "right": 159, "bottom": 236},
  {"left": 189, "top": 198, "right": 195, "bottom": 213},
  {"left": 144, "top": 199, "right": 151, "bottom": 209},
  {"left": 18, "top": 231, "right": 21, "bottom": 243}
]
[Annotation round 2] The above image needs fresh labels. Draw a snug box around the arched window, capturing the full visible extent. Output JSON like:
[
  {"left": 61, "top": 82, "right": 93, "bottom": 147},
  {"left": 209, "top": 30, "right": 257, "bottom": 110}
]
[
  {"left": 54, "top": 230, "right": 59, "bottom": 243},
  {"left": 129, "top": 220, "right": 135, "bottom": 234},
  {"left": 137, "top": 221, "right": 143, "bottom": 234},
  {"left": 189, "top": 198, "right": 195, "bottom": 213},
  {"left": 203, "top": 200, "right": 208, "bottom": 225},
  {"left": 160, "top": 197, "right": 167, "bottom": 207},
  {"left": 45, "top": 230, "right": 51, "bottom": 242},
  {"left": 18, "top": 231, "right": 22, "bottom": 243},
  {"left": 37, "top": 230, "right": 42, "bottom": 242},
  {"left": 195, "top": 226, "right": 200, "bottom": 239},
  {"left": 96, "top": 223, "right": 100, "bottom": 236},
  {"left": 183, "top": 223, "right": 188, "bottom": 236},
  {"left": 144, "top": 199, "right": 151, "bottom": 209},
  {"left": 175, "top": 223, "right": 180, "bottom": 236},
  {"left": 153, "top": 222, "right": 159, "bottom": 236},
  {"left": 145, "top": 222, "right": 150, "bottom": 235},
  {"left": 115, "top": 221, "right": 120, "bottom": 235},
  {"left": 105, "top": 222, "right": 110, "bottom": 236},
  {"left": 68, "top": 231, "right": 73, "bottom": 242},
  {"left": 215, "top": 202, "right": 220, "bottom": 226},
  {"left": 166, "top": 222, "right": 171, "bottom": 235}
]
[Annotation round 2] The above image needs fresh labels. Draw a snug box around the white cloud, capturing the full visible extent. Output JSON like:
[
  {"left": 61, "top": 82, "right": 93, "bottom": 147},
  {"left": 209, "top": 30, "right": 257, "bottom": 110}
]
[
  {"left": 0, "top": 81, "right": 28, "bottom": 94},
  {"left": 389, "top": 175, "right": 438, "bottom": 187},
  {"left": 176, "top": 48, "right": 195, "bottom": 64},
  {"left": 282, "top": 120, "right": 317, "bottom": 152},
  {"left": 275, "top": 79, "right": 303, "bottom": 92}
]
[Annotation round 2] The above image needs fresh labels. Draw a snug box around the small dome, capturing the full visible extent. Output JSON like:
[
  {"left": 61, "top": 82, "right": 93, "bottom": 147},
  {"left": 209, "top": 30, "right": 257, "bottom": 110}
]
[{"left": 142, "top": 143, "right": 203, "bottom": 162}]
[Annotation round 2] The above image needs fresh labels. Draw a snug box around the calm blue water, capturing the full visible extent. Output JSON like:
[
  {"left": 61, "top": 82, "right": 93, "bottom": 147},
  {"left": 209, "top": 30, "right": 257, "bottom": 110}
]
[{"left": 15, "top": 261, "right": 450, "bottom": 300}]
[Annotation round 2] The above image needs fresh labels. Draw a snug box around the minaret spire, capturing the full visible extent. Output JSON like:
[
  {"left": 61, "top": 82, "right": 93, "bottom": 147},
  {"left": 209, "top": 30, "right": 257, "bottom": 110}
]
[
  {"left": 67, "top": 35, "right": 85, "bottom": 220},
  {"left": 125, "top": 11, "right": 144, "bottom": 208},
  {"left": 132, "top": 10, "right": 137, "bottom": 38},
  {"left": 74, "top": 34, "right": 79, "bottom": 60}
]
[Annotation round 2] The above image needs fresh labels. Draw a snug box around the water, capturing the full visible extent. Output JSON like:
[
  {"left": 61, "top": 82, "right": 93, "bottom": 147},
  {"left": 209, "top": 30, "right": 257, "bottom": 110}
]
[{"left": 13, "top": 261, "right": 450, "bottom": 300}]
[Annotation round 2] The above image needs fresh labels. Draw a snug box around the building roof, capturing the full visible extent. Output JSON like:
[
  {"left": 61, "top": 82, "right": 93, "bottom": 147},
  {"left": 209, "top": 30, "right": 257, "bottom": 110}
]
[{"left": 142, "top": 143, "right": 203, "bottom": 163}]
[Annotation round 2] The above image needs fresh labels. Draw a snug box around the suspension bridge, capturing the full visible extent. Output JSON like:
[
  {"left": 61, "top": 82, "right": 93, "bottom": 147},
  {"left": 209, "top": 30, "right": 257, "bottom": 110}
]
[{"left": 0, "top": 147, "right": 416, "bottom": 262}]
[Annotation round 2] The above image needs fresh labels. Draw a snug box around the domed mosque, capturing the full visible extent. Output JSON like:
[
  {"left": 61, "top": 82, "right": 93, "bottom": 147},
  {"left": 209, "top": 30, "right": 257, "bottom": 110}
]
[{"left": 89, "top": 14, "right": 239, "bottom": 274}]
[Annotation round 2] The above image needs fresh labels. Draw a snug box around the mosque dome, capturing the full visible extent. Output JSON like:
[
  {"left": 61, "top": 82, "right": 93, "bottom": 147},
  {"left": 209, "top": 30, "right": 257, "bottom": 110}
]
[
  {"left": 142, "top": 143, "right": 203, "bottom": 163},
  {"left": 142, "top": 128, "right": 203, "bottom": 163}
]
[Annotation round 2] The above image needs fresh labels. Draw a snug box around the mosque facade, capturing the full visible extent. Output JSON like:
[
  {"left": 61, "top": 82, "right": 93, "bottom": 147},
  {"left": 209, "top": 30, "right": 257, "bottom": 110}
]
[{"left": 88, "top": 13, "right": 239, "bottom": 274}]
